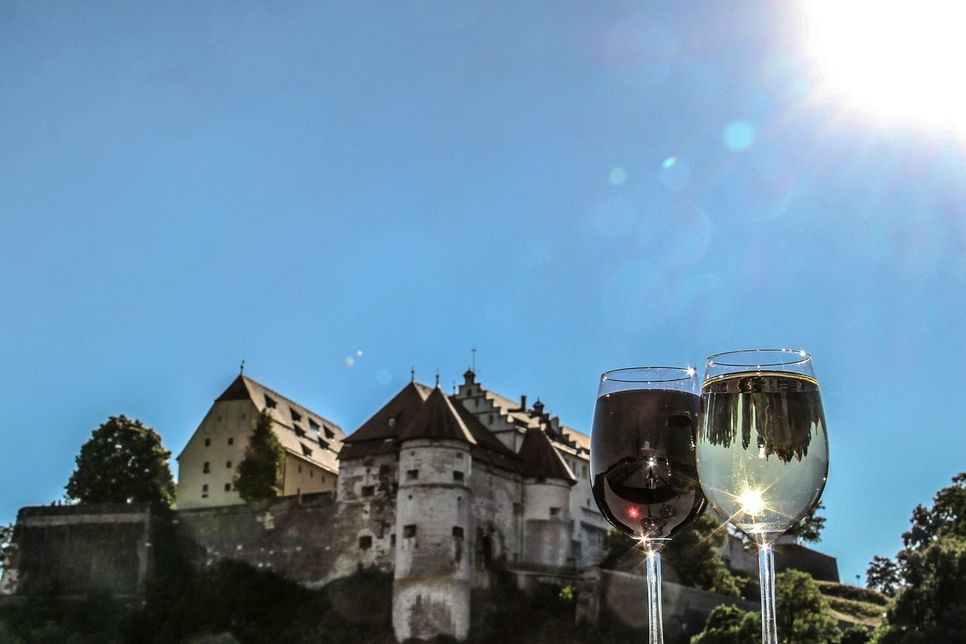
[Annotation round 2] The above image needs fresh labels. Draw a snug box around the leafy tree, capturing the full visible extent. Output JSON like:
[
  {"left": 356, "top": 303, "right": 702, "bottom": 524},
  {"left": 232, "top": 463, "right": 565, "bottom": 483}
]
[
  {"left": 865, "top": 556, "right": 900, "bottom": 597},
  {"left": 872, "top": 472, "right": 966, "bottom": 643},
  {"left": 65, "top": 415, "right": 175, "bottom": 507},
  {"left": 234, "top": 410, "right": 284, "bottom": 503},
  {"left": 775, "top": 569, "right": 842, "bottom": 643},
  {"left": 690, "top": 604, "right": 759, "bottom": 644},
  {"left": 786, "top": 501, "right": 827, "bottom": 544},
  {"left": 691, "top": 570, "right": 841, "bottom": 644},
  {"left": 665, "top": 514, "right": 742, "bottom": 597}
]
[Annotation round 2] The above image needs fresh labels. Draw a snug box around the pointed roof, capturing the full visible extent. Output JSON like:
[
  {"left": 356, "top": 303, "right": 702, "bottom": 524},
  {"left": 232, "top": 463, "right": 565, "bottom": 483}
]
[
  {"left": 338, "top": 381, "right": 432, "bottom": 460},
  {"left": 216, "top": 375, "right": 253, "bottom": 402},
  {"left": 183, "top": 374, "right": 345, "bottom": 475},
  {"left": 398, "top": 387, "right": 477, "bottom": 444},
  {"left": 518, "top": 426, "right": 577, "bottom": 484}
]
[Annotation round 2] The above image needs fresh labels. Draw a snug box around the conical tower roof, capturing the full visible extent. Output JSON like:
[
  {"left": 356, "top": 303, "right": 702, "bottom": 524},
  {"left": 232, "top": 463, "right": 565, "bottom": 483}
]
[
  {"left": 398, "top": 387, "right": 477, "bottom": 444},
  {"left": 518, "top": 426, "right": 576, "bottom": 484}
]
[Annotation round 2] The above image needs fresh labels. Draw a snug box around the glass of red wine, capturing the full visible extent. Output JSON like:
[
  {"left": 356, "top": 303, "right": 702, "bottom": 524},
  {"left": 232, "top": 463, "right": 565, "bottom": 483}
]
[{"left": 591, "top": 367, "right": 706, "bottom": 644}]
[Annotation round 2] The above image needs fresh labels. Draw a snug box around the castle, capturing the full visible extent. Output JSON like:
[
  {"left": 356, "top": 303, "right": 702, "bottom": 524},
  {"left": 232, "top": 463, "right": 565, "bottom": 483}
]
[
  {"left": 174, "top": 369, "right": 611, "bottom": 640},
  {"left": 2, "top": 370, "right": 839, "bottom": 642}
]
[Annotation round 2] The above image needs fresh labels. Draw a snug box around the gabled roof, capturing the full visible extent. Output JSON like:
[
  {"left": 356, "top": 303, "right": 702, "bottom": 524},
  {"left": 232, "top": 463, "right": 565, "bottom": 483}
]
[
  {"left": 204, "top": 374, "right": 344, "bottom": 474},
  {"left": 398, "top": 387, "right": 477, "bottom": 444},
  {"left": 518, "top": 426, "right": 577, "bottom": 484},
  {"left": 338, "top": 381, "right": 432, "bottom": 460}
]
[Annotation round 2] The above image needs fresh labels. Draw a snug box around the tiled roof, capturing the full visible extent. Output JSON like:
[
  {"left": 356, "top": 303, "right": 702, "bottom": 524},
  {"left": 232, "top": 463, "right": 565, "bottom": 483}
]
[
  {"left": 209, "top": 375, "right": 344, "bottom": 474},
  {"left": 449, "top": 398, "right": 522, "bottom": 473},
  {"left": 398, "top": 387, "right": 477, "bottom": 444},
  {"left": 341, "top": 381, "right": 431, "bottom": 444},
  {"left": 518, "top": 426, "right": 577, "bottom": 484}
]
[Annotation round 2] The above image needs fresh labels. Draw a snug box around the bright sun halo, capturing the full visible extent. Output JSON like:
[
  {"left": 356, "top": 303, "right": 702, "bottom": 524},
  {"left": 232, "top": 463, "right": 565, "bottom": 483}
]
[{"left": 804, "top": 1, "right": 966, "bottom": 131}]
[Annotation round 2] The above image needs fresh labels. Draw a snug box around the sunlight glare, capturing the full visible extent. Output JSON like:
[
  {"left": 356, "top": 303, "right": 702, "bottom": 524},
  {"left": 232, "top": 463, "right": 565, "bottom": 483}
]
[{"left": 804, "top": 1, "right": 966, "bottom": 131}]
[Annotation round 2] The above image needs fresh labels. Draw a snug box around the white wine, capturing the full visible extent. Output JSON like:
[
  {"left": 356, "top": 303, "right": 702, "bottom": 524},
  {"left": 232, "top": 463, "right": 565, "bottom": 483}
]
[{"left": 696, "top": 371, "right": 828, "bottom": 543}]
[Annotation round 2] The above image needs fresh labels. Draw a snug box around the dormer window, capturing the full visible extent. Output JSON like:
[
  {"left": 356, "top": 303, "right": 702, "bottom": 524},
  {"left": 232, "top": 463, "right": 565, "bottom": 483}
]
[
  {"left": 290, "top": 408, "right": 302, "bottom": 422},
  {"left": 318, "top": 438, "right": 329, "bottom": 450},
  {"left": 309, "top": 418, "right": 320, "bottom": 432},
  {"left": 388, "top": 417, "right": 396, "bottom": 428},
  {"left": 294, "top": 424, "right": 306, "bottom": 437},
  {"left": 301, "top": 444, "right": 312, "bottom": 457},
  {"left": 324, "top": 427, "right": 335, "bottom": 439},
  {"left": 265, "top": 395, "right": 277, "bottom": 409}
]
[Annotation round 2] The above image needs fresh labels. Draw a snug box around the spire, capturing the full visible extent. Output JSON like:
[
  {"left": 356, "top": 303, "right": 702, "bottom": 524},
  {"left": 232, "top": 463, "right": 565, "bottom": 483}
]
[
  {"left": 411, "top": 366, "right": 415, "bottom": 383},
  {"left": 518, "top": 426, "right": 576, "bottom": 484},
  {"left": 398, "top": 387, "right": 477, "bottom": 444},
  {"left": 240, "top": 359, "right": 245, "bottom": 375},
  {"left": 435, "top": 370, "right": 440, "bottom": 388}
]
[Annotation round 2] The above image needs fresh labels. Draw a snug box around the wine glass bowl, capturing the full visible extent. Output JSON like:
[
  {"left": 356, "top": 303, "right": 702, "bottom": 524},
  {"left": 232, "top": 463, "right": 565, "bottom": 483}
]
[
  {"left": 591, "top": 367, "right": 706, "bottom": 541},
  {"left": 696, "top": 349, "right": 829, "bottom": 544}
]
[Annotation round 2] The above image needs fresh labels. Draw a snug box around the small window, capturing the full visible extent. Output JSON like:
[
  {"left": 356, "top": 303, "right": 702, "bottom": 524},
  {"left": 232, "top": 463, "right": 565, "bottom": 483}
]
[
  {"left": 391, "top": 534, "right": 396, "bottom": 547},
  {"left": 204, "top": 438, "right": 211, "bottom": 447},
  {"left": 324, "top": 427, "right": 335, "bottom": 439},
  {"left": 513, "top": 503, "right": 521, "bottom": 515},
  {"left": 228, "top": 437, "right": 234, "bottom": 446},
  {"left": 452, "top": 526, "right": 464, "bottom": 539},
  {"left": 453, "top": 471, "right": 464, "bottom": 482},
  {"left": 488, "top": 413, "right": 494, "bottom": 424},
  {"left": 265, "top": 395, "right": 277, "bottom": 409},
  {"left": 550, "top": 507, "right": 561, "bottom": 518},
  {"left": 359, "top": 535, "right": 372, "bottom": 549},
  {"left": 226, "top": 461, "right": 232, "bottom": 469},
  {"left": 294, "top": 424, "right": 306, "bottom": 437},
  {"left": 361, "top": 485, "right": 375, "bottom": 497},
  {"left": 310, "top": 470, "right": 314, "bottom": 478},
  {"left": 318, "top": 438, "right": 329, "bottom": 450},
  {"left": 379, "top": 464, "right": 391, "bottom": 475},
  {"left": 388, "top": 417, "right": 396, "bottom": 428},
  {"left": 301, "top": 444, "right": 312, "bottom": 457},
  {"left": 224, "top": 483, "right": 231, "bottom": 492},
  {"left": 403, "top": 525, "right": 417, "bottom": 538},
  {"left": 202, "top": 484, "right": 209, "bottom": 498},
  {"left": 298, "top": 465, "right": 302, "bottom": 473},
  {"left": 203, "top": 462, "right": 210, "bottom": 474},
  {"left": 290, "top": 408, "right": 302, "bottom": 422},
  {"left": 309, "top": 418, "right": 320, "bottom": 432},
  {"left": 406, "top": 469, "right": 419, "bottom": 481}
]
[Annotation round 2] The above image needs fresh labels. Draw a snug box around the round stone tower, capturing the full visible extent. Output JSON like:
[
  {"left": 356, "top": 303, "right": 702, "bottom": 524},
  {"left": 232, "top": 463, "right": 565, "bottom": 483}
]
[
  {"left": 519, "top": 425, "right": 577, "bottom": 569},
  {"left": 393, "top": 387, "right": 475, "bottom": 641}
]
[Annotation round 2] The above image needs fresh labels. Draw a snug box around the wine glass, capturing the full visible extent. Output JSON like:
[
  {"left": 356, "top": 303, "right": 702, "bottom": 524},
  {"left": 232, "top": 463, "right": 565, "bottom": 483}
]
[
  {"left": 591, "top": 367, "right": 707, "bottom": 644},
  {"left": 695, "top": 349, "right": 829, "bottom": 644}
]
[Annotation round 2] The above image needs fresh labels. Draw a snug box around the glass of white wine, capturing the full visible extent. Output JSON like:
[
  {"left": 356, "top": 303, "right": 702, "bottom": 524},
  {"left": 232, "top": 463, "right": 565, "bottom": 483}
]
[{"left": 695, "top": 349, "right": 829, "bottom": 644}]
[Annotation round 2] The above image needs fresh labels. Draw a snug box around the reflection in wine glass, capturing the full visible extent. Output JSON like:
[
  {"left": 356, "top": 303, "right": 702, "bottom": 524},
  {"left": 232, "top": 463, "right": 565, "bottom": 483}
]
[
  {"left": 591, "top": 367, "right": 705, "bottom": 644},
  {"left": 696, "top": 349, "right": 829, "bottom": 644}
]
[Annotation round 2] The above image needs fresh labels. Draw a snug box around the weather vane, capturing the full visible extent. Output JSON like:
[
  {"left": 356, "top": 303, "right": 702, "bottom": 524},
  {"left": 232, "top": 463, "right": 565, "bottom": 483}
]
[{"left": 240, "top": 359, "right": 245, "bottom": 375}]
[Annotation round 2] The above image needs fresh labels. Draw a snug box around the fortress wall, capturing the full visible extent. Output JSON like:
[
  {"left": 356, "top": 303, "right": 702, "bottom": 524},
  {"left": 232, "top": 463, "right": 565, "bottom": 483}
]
[
  {"left": 174, "top": 492, "right": 341, "bottom": 587},
  {"left": 468, "top": 462, "right": 521, "bottom": 577},
  {"left": 2, "top": 504, "right": 153, "bottom": 596},
  {"left": 332, "top": 455, "right": 399, "bottom": 579}
]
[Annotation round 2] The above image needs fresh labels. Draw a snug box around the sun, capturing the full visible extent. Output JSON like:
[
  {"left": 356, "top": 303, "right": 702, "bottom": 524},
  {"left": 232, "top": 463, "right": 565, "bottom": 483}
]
[{"left": 803, "top": 1, "right": 966, "bottom": 132}]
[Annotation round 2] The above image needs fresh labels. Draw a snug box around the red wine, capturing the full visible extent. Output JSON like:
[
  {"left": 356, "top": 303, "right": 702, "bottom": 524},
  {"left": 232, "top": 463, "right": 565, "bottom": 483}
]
[{"left": 591, "top": 389, "right": 706, "bottom": 539}]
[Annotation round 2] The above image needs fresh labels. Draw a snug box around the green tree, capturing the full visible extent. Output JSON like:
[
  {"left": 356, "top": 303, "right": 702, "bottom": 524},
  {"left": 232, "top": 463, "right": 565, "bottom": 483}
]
[
  {"left": 664, "top": 514, "right": 742, "bottom": 597},
  {"left": 865, "top": 556, "right": 900, "bottom": 597},
  {"left": 872, "top": 472, "right": 966, "bottom": 643},
  {"left": 690, "top": 604, "right": 760, "bottom": 644},
  {"left": 692, "top": 571, "right": 841, "bottom": 644},
  {"left": 786, "top": 501, "right": 827, "bottom": 544},
  {"left": 234, "top": 410, "right": 284, "bottom": 503},
  {"left": 775, "top": 569, "right": 842, "bottom": 643},
  {"left": 65, "top": 415, "right": 175, "bottom": 507}
]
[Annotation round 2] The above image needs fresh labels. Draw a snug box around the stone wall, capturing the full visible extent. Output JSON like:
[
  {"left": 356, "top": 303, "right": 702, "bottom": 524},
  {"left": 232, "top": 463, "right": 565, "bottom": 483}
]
[
  {"left": 174, "top": 492, "right": 340, "bottom": 587},
  {"left": 2, "top": 504, "right": 153, "bottom": 596}
]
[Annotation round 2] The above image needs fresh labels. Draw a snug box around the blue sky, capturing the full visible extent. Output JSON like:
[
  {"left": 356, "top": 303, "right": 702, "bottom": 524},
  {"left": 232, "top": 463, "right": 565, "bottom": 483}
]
[{"left": 2, "top": 1, "right": 964, "bottom": 585}]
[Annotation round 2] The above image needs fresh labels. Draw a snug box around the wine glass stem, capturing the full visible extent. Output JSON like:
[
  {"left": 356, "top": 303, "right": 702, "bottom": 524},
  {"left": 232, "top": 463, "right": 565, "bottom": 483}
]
[
  {"left": 758, "top": 543, "right": 779, "bottom": 644},
  {"left": 645, "top": 548, "right": 664, "bottom": 644}
]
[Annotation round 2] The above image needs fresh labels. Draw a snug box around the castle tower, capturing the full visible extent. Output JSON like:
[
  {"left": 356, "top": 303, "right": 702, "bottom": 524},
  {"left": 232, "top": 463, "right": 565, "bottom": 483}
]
[
  {"left": 393, "top": 387, "right": 476, "bottom": 641},
  {"left": 518, "top": 426, "right": 577, "bottom": 569}
]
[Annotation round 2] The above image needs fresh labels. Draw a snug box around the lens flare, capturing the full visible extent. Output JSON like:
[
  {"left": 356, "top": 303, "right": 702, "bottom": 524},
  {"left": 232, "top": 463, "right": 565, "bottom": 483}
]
[{"left": 738, "top": 488, "right": 765, "bottom": 516}]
